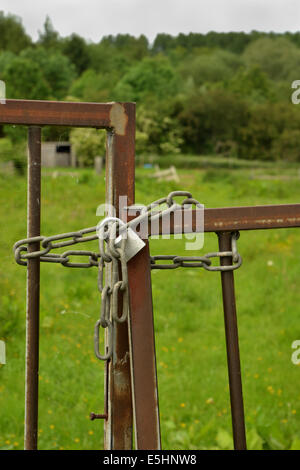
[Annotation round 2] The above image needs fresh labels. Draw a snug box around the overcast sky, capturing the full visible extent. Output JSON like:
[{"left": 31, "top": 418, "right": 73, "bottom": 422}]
[{"left": 1, "top": 0, "right": 300, "bottom": 43}]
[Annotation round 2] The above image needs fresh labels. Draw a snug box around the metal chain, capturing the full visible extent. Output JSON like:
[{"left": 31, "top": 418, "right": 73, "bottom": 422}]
[
  {"left": 13, "top": 191, "right": 194, "bottom": 267},
  {"left": 13, "top": 191, "right": 243, "bottom": 362},
  {"left": 150, "top": 232, "right": 242, "bottom": 272},
  {"left": 94, "top": 220, "right": 130, "bottom": 361}
]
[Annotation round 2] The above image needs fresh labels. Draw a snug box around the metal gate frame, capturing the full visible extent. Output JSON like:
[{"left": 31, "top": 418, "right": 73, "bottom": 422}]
[
  {"left": 1, "top": 99, "right": 300, "bottom": 450},
  {"left": 0, "top": 99, "right": 141, "bottom": 450}
]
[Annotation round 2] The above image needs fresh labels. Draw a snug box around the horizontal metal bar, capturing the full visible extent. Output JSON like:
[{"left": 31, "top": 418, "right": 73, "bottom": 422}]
[
  {"left": 131, "top": 204, "right": 300, "bottom": 235},
  {"left": 0, "top": 99, "right": 133, "bottom": 129}
]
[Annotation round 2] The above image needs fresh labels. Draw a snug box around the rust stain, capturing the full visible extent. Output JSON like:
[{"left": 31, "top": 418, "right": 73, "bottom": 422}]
[{"left": 109, "top": 103, "right": 128, "bottom": 135}]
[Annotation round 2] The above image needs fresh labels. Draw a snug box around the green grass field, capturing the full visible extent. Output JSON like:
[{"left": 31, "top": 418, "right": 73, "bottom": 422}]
[{"left": 0, "top": 163, "right": 300, "bottom": 450}]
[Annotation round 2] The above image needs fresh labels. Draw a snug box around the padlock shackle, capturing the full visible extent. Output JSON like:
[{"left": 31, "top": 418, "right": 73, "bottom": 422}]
[{"left": 96, "top": 217, "right": 126, "bottom": 241}]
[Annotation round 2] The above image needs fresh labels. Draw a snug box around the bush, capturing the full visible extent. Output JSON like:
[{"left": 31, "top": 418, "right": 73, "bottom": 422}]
[
  {"left": 0, "top": 138, "right": 13, "bottom": 162},
  {"left": 272, "top": 129, "right": 300, "bottom": 162},
  {"left": 136, "top": 106, "right": 183, "bottom": 155},
  {"left": 0, "top": 138, "right": 26, "bottom": 174},
  {"left": 69, "top": 128, "right": 106, "bottom": 167}
]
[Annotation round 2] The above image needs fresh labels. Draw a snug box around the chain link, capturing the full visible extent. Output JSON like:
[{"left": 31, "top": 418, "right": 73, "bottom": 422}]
[
  {"left": 94, "top": 220, "right": 131, "bottom": 361},
  {"left": 150, "top": 232, "right": 242, "bottom": 272},
  {"left": 13, "top": 191, "right": 194, "bottom": 267},
  {"left": 13, "top": 191, "right": 243, "bottom": 362}
]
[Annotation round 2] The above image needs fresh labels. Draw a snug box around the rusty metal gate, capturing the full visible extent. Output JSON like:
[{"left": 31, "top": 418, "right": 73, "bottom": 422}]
[{"left": 1, "top": 99, "right": 300, "bottom": 451}]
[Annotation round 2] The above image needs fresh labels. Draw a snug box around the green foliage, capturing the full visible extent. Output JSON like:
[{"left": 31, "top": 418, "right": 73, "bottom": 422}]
[
  {"left": 101, "top": 34, "right": 149, "bottom": 62},
  {"left": 0, "top": 46, "right": 76, "bottom": 100},
  {"left": 2, "top": 55, "right": 50, "bottom": 100},
  {"left": 69, "top": 128, "right": 106, "bottom": 166},
  {"left": 243, "top": 37, "right": 300, "bottom": 82},
  {"left": 0, "top": 137, "right": 27, "bottom": 173},
  {"left": 177, "top": 89, "right": 248, "bottom": 154},
  {"left": 136, "top": 106, "right": 183, "bottom": 155},
  {"left": 272, "top": 129, "right": 300, "bottom": 162},
  {"left": 227, "top": 65, "right": 274, "bottom": 103},
  {"left": 1, "top": 167, "right": 300, "bottom": 449},
  {"left": 114, "top": 56, "right": 180, "bottom": 102},
  {"left": 61, "top": 34, "right": 91, "bottom": 75},
  {"left": 215, "top": 428, "right": 263, "bottom": 450},
  {"left": 20, "top": 47, "right": 76, "bottom": 99},
  {"left": 239, "top": 102, "right": 300, "bottom": 160},
  {"left": 37, "top": 16, "right": 61, "bottom": 50},
  {"left": 0, "top": 137, "right": 13, "bottom": 162},
  {"left": 0, "top": 295, "right": 22, "bottom": 339},
  {"left": 179, "top": 49, "right": 242, "bottom": 87},
  {"left": 1, "top": 20, "right": 300, "bottom": 163},
  {"left": 0, "top": 137, "right": 26, "bottom": 173},
  {"left": 70, "top": 69, "right": 112, "bottom": 102},
  {"left": 0, "top": 11, "right": 32, "bottom": 53}
]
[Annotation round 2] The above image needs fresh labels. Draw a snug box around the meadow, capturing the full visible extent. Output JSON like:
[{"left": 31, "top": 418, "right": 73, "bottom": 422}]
[{"left": 0, "top": 161, "right": 300, "bottom": 450}]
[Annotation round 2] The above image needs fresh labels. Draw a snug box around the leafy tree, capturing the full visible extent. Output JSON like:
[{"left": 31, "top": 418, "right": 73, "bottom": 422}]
[
  {"left": 238, "top": 102, "right": 300, "bottom": 160},
  {"left": 0, "top": 11, "right": 32, "bottom": 53},
  {"left": 179, "top": 49, "right": 242, "bottom": 87},
  {"left": 135, "top": 106, "right": 183, "bottom": 155},
  {"left": 37, "top": 16, "right": 61, "bottom": 50},
  {"left": 1, "top": 46, "right": 75, "bottom": 101},
  {"left": 113, "top": 56, "right": 180, "bottom": 102},
  {"left": 272, "top": 129, "right": 300, "bottom": 162},
  {"left": 69, "top": 69, "right": 112, "bottom": 102},
  {"left": 0, "top": 51, "right": 16, "bottom": 73},
  {"left": 227, "top": 65, "right": 275, "bottom": 103},
  {"left": 111, "top": 34, "right": 149, "bottom": 61},
  {"left": 2, "top": 56, "right": 50, "bottom": 100},
  {"left": 20, "top": 47, "right": 76, "bottom": 99},
  {"left": 69, "top": 128, "right": 105, "bottom": 166},
  {"left": 243, "top": 37, "right": 300, "bottom": 82},
  {"left": 61, "top": 34, "right": 90, "bottom": 74},
  {"left": 152, "top": 34, "right": 176, "bottom": 54},
  {"left": 88, "top": 42, "right": 132, "bottom": 85},
  {"left": 177, "top": 89, "right": 248, "bottom": 154}
]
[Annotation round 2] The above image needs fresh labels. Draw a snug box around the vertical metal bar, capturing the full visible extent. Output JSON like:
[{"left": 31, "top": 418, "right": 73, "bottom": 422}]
[
  {"left": 127, "top": 241, "right": 161, "bottom": 450},
  {"left": 104, "top": 103, "right": 135, "bottom": 450},
  {"left": 24, "top": 127, "right": 41, "bottom": 450},
  {"left": 218, "top": 231, "right": 247, "bottom": 450}
]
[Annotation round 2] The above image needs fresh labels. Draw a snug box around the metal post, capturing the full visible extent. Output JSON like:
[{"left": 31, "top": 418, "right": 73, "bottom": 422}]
[
  {"left": 104, "top": 103, "right": 135, "bottom": 449},
  {"left": 218, "top": 231, "right": 247, "bottom": 450},
  {"left": 127, "top": 241, "right": 161, "bottom": 450},
  {"left": 24, "top": 127, "right": 41, "bottom": 450}
]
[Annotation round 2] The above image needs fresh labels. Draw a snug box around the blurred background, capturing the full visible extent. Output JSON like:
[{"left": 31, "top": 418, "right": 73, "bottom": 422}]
[{"left": 0, "top": 0, "right": 300, "bottom": 450}]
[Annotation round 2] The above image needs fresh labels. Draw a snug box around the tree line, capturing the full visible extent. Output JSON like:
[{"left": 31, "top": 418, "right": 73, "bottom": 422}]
[{"left": 1, "top": 11, "right": 300, "bottom": 165}]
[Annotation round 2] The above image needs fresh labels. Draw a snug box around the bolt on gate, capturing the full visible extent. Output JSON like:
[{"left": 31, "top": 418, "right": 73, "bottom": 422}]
[{"left": 1, "top": 99, "right": 300, "bottom": 451}]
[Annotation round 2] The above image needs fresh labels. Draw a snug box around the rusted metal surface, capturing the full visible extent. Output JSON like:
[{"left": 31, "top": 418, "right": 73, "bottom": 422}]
[
  {"left": 0, "top": 99, "right": 133, "bottom": 128},
  {"left": 90, "top": 412, "right": 108, "bottom": 420},
  {"left": 104, "top": 103, "right": 135, "bottom": 450},
  {"left": 90, "top": 359, "right": 109, "bottom": 421},
  {"left": 5, "top": 98, "right": 300, "bottom": 452},
  {"left": 0, "top": 99, "right": 136, "bottom": 450},
  {"left": 24, "top": 127, "right": 41, "bottom": 450},
  {"left": 218, "top": 231, "right": 247, "bottom": 450},
  {"left": 144, "top": 204, "right": 300, "bottom": 236},
  {"left": 127, "top": 241, "right": 161, "bottom": 450}
]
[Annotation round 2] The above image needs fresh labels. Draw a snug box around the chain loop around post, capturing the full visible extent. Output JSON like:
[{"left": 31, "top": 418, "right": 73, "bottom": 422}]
[{"left": 13, "top": 193, "right": 243, "bottom": 362}]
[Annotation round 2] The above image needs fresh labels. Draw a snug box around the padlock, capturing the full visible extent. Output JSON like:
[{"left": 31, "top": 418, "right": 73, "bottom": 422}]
[
  {"left": 97, "top": 217, "right": 145, "bottom": 262},
  {"left": 114, "top": 227, "right": 145, "bottom": 262}
]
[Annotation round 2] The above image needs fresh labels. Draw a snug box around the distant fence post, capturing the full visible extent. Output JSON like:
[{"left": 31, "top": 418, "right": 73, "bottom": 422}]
[
  {"left": 0, "top": 80, "right": 5, "bottom": 104},
  {"left": 94, "top": 156, "right": 103, "bottom": 174}
]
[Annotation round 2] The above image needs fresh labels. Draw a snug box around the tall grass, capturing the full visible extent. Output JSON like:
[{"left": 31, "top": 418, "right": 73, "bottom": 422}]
[{"left": 0, "top": 164, "right": 300, "bottom": 450}]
